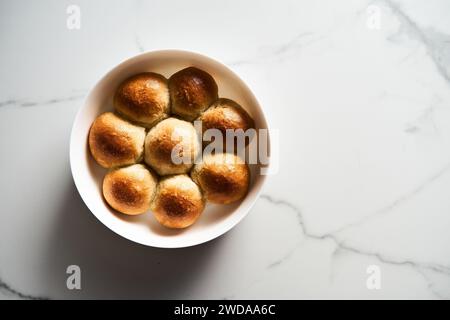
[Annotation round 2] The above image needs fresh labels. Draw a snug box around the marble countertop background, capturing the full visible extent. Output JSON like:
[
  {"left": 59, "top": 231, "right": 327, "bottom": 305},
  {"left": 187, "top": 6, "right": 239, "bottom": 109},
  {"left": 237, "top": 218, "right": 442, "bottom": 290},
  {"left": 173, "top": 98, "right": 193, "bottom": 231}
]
[{"left": 1, "top": 0, "right": 450, "bottom": 299}]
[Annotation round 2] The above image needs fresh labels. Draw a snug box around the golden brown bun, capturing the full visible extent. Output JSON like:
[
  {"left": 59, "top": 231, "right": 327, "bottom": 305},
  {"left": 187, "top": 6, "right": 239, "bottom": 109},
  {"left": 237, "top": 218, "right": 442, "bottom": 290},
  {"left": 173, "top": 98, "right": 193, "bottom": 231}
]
[
  {"left": 197, "top": 98, "right": 255, "bottom": 151},
  {"left": 144, "top": 117, "right": 200, "bottom": 176},
  {"left": 103, "top": 164, "right": 158, "bottom": 215},
  {"left": 191, "top": 153, "right": 250, "bottom": 204},
  {"left": 114, "top": 72, "right": 170, "bottom": 128},
  {"left": 151, "top": 174, "right": 205, "bottom": 228},
  {"left": 169, "top": 67, "right": 218, "bottom": 121},
  {"left": 89, "top": 112, "right": 146, "bottom": 168}
]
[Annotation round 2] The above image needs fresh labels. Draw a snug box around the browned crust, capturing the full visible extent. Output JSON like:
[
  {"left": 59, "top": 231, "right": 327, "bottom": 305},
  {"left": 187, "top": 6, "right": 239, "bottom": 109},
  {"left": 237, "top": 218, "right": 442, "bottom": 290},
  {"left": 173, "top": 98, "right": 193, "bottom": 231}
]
[
  {"left": 103, "top": 164, "right": 157, "bottom": 215},
  {"left": 146, "top": 126, "right": 180, "bottom": 164},
  {"left": 114, "top": 72, "right": 170, "bottom": 127},
  {"left": 198, "top": 98, "right": 255, "bottom": 149},
  {"left": 158, "top": 192, "right": 201, "bottom": 218},
  {"left": 144, "top": 118, "right": 199, "bottom": 176},
  {"left": 200, "top": 169, "right": 240, "bottom": 195},
  {"left": 110, "top": 178, "right": 144, "bottom": 208},
  {"left": 191, "top": 154, "right": 250, "bottom": 204},
  {"left": 151, "top": 175, "right": 205, "bottom": 228},
  {"left": 169, "top": 67, "right": 218, "bottom": 121},
  {"left": 89, "top": 112, "right": 145, "bottom": 168}
]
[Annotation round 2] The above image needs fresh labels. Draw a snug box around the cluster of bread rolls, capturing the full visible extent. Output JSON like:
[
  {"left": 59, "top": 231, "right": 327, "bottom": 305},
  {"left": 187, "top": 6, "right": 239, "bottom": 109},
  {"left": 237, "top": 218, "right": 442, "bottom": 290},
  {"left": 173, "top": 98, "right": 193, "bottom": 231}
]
[{"left": 88, "top": 67, "right": 254, "bottom": 229}]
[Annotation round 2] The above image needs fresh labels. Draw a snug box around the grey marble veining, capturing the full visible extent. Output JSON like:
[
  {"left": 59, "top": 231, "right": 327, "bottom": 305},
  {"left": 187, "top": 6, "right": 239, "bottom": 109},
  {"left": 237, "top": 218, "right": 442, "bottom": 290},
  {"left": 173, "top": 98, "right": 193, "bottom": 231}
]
[{"left": 1, "top": 0, "right": 450, "bottom": 299}]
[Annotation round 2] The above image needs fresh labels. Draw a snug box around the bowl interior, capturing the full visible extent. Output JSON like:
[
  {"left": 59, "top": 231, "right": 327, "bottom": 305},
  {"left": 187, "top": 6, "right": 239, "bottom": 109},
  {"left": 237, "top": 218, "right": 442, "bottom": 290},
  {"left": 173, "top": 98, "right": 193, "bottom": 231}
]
[{"left": 70, "top": 50, "right": 269, "bottom": 248}]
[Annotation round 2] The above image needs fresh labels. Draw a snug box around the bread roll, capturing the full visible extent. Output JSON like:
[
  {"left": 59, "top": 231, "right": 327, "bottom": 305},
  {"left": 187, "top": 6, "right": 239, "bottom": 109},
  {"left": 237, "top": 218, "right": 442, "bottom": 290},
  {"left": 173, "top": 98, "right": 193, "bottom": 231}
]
[
  {"left": 151, "top": 174, "right": 205, "bottom": 228},
  {"left": 144, "top": 117, "right": 200, "bottom": 176},
  {"left": 114, "top": 72, "right": 170, "bottom": 128},
  {"left": 103, "top": 164, "right": 158, "bottom": 215},
  {"left": 169, "top": 67, "right": 218, "bottom": 121},
  {"left": 89, "top": 112, "right": 146, "bottom": 168},
  {"left": 191, "top": 153, "right": 250, "bottom": 204},
  {"left": 197, "top": 98, "right": 254, "bottom": 151}
]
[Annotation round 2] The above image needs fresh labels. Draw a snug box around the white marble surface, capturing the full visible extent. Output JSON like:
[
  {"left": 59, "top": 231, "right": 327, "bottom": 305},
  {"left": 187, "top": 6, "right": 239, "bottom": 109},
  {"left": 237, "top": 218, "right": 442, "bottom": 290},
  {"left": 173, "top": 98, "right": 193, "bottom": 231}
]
[{"left": 1, "top": 0, "right": 450, "bottom": 299}]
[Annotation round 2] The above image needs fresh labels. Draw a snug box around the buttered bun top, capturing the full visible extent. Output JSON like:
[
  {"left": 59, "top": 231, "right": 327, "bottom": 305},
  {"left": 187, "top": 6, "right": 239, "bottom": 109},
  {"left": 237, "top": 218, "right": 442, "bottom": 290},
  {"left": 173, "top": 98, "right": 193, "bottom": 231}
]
[
  {"left": 151, "top": 174, "right": 205, "bottom": 229},
  {"left": 191, "top": 153, "right": 250, "bottom": 204},
  {"left": 114, "top": 72, "right": 170, "bottom": 128},
  {"left": 89, "top": 112, "right": 146, "bottom": 168},
  {"left": 103, "top": 164, "right": 158, "bottom": 215},
  {"left": 169, "top": 67, "right": 218, "bottom": 121},
  {"left": 144, "top": 117, "right": 200, "bottom": 176},
  {"left": 197, "top": 98, "right": 255, "bottom": 151}
]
